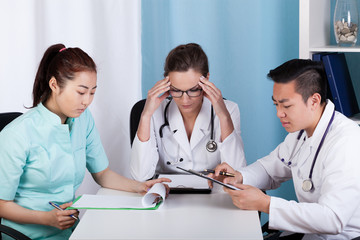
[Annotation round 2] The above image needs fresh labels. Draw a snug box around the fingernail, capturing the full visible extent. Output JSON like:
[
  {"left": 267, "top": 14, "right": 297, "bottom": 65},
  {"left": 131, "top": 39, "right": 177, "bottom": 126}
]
[{"left": 200, "top": 76, "right": 205, "bottom": 80}]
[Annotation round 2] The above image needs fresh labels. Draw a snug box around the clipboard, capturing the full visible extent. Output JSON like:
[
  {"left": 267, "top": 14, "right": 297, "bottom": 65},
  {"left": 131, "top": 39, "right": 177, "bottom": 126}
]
[
  {"left": 176, "top": 166, "right": 240, "bottom": 190},
  {"left": 155, "top": 173, "right": 211, "bottom": 194}
]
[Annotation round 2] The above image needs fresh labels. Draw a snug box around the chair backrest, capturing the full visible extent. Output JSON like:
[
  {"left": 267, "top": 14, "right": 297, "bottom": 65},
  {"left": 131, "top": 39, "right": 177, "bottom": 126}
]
[
  {"left": 0, "top": 224, "right": 31, "bottom": 240},
  {"left": 0, "top": 112, "right": 22, "bottom": 132},
  {"left": 129, "top": 99, "right": 146, "bottom": 146},
  {"left": 0, "top": 112, "right": 30, "bottom": 240}
]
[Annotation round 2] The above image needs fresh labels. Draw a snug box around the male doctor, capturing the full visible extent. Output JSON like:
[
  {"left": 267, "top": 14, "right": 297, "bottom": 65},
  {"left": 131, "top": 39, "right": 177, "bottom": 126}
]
[{"left": 212, "top": 59, "right": 360, "bottom": 239}]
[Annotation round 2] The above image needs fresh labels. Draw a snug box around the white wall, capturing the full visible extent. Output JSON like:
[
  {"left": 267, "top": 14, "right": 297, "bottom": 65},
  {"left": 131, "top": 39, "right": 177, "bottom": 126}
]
[{"left": 0, "top": 0, "right": 142, "bottom": 196}]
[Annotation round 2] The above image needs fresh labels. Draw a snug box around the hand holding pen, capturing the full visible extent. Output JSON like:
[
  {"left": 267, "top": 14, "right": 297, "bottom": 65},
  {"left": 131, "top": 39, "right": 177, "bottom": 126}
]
[
  {"left": 204, "top": 169, "right": 235, "bottom": 177},
  {"left": 49, "top": 201, "right": 78, "bottom": 220},
  {"left": 211, "top": 162, "right": 243, "bottom": 187}
]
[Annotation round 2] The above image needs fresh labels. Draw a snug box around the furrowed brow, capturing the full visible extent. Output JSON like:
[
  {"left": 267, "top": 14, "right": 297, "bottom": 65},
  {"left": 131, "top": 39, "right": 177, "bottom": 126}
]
[{"left": 272, "top": 96, "right": 289, "bottom": 103}]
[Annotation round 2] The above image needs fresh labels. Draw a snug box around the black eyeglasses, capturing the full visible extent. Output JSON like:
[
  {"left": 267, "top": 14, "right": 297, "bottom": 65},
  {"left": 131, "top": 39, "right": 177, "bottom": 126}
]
[{"left": 169, "top": 85, "right": 203, "bottom": 98}]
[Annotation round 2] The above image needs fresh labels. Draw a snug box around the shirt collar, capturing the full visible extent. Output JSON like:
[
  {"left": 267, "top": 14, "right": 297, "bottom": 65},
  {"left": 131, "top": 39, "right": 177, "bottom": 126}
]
[
  {"left": 37, "top": 102, "right": 74, "bottom": 127},
  {"left": 307, "top": 99, "right": 335, "bottom": 146}
]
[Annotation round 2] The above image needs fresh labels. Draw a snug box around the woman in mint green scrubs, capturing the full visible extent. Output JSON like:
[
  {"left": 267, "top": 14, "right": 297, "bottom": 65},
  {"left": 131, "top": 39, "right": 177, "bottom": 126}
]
[{"left": 0, "top": 44, "right": 170, "bottom": 240}]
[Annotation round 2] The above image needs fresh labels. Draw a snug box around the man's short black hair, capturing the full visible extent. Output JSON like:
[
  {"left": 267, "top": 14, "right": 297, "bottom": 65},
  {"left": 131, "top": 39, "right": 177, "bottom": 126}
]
[{"left": 267, "top": 59, "right": 327, "bottom": 104}]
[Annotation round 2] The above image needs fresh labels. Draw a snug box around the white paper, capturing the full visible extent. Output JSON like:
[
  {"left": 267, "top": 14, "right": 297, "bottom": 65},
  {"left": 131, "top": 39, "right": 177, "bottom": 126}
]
[
  {"left": 141, "top": 182, "right": 166, "bottom": 207},
  {"left": 158, "top": 174, "right": 210, "bottom": 189},
  {"left": 71, "top": 183, "right": 166, "bottom": 209}
]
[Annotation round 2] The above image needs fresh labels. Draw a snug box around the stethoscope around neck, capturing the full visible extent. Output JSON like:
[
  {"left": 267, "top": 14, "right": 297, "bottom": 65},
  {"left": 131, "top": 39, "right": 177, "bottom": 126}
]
[
  {"left": 284, "top": 110, "right": 335, "bottom": 192},
  {"left": 159, "top": 98, "right": 217, "bottom": 164}
]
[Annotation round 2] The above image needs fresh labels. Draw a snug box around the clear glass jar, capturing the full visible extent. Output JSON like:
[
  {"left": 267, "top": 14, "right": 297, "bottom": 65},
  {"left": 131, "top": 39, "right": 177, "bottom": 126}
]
[{"left": 334, "top": 0, "right": 359, "bottom": 46}]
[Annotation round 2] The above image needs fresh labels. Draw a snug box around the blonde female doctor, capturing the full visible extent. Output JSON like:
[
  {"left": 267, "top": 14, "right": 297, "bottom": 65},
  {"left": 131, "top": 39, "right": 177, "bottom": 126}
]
[{"left": 130, "top": 43, "right": 246, "bottom": 181}]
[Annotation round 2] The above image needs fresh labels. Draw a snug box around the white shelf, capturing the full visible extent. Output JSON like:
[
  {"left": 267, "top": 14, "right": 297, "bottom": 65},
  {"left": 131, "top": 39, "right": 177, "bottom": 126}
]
[
  {"left": 309, "top": 46, "right": 360, "bottom": 53},
  {"left": 299, "top": 0, "right": 360, "bottom": 59}
]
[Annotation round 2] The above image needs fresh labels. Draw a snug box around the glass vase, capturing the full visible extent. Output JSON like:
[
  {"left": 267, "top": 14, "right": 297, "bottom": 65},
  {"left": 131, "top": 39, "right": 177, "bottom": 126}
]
[{"left": 334, "top": 0, "right": 359, "bottom": 46}]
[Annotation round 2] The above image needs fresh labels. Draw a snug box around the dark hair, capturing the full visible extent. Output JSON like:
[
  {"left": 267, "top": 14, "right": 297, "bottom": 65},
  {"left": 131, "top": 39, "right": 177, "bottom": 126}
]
[
  {"left": 267, "top": 59, "right": 327, "bottom": 104},
  {"left": 32, "top": 43, "right": 97, "bottom": 107},
  {"left": 164, "top": 43, "right": 209, "bottom": 77}
]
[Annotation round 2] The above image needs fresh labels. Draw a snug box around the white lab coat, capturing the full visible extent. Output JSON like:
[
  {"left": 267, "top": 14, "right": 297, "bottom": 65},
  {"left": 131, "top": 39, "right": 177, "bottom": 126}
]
[
  {"left": 241, "top": 100, "right": 360, "bottom": 240},
  {"left": 130, "top": 97, "right": 246, "bottom": 181}
]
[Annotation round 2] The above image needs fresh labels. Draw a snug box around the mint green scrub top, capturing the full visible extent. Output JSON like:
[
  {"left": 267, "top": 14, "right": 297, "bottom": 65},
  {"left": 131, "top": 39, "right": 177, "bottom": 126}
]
[{"left": 0, "top": 103, "right": 109, "bottom": 240}]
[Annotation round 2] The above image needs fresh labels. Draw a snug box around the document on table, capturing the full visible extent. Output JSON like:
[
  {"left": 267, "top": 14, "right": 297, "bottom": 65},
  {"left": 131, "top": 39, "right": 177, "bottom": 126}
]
[
  {"left": 69, "top": 183, "right": 166, "bottom": 210},
  {"left": 158, "top": 174, "right": 211, "bottom": 193}
]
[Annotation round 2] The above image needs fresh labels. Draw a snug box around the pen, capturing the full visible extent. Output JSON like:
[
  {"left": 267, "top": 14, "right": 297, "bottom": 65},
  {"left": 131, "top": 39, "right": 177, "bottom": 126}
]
[
  {"left": 204, "top": 169, "right": 235, "bottom": 177},
  {"left": 49, "top": 202, "right": 78, "bottom": 220}
]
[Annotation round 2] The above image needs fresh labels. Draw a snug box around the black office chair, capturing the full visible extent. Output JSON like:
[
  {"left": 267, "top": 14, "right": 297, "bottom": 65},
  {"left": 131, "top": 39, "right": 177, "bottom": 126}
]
[
  {"left": 0, "top": 225, "right": 30, "bottom": 240},
  {"left": 262, "top": 221, "right": 281, "bottom": 239},
  {"left": 129, "top": 99, "right": 146, "bottom": 146},
  {"left": 0, "top": 112, "right": 22, "bottom": 131},
  {"left": 0, "top": 112, "right": 31, "bottom": 240}
]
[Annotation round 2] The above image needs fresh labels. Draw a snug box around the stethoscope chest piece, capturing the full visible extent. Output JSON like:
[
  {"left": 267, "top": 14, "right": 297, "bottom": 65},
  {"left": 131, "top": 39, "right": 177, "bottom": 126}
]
[
  {"left": 206, "top": 140, "right": 217, "bottom": 152},
  {"left": 302, "top": 179, "right": 313, "bottom": 192}
]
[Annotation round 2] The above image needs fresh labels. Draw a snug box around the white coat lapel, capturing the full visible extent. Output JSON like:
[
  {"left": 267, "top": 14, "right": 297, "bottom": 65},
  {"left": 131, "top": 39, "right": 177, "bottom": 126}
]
[
  {"left": 168, "top": 100, "right": 192, "bottom": 158},
  {"left": 307, "top": 101, "right": 335, "bottom": 157},
  {"left": 190, "top": 98, "right": 211, "bottom": 150},
  {"left": 297, "top": 101, "right": 335, "bottom": 170}
]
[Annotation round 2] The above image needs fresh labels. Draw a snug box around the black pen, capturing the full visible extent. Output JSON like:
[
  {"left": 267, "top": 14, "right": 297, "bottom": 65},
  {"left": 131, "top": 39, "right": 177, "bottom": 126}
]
[
  {"left": 49, "top": 202, "right": 78, "bottom": 220},
  {"left": 204, "top": 169, "right": 235, "bottom": 177}
]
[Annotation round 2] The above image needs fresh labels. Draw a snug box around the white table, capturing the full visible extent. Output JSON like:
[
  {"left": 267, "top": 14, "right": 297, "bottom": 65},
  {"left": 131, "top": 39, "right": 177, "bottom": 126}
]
[{"left": 70, "top": 187, "right": 263, "bottom": 240}]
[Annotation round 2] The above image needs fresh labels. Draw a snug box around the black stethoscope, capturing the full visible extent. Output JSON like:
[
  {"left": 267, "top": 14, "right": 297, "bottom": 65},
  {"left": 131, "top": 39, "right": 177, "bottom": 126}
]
[
  {"left": 282, "top": 110, "right": 335, "bottom": 192},
  {"left": 159, "top": 99, "right": 217, "bottom": 155}
]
